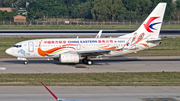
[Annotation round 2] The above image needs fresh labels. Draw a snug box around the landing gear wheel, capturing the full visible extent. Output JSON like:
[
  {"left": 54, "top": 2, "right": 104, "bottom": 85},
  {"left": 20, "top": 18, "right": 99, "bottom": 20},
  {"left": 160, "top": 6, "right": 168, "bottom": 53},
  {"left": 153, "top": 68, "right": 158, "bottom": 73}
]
[
  {"left": 82, "top": 59, "right": 88, "bottom": 64},
  {"left": 82, "top": 59, "right": 93, "bottom": 65},
  {"left": 24, "top": 61, "right": 28, "bottom": 65},
  {"left": 87, "top": 60, "right": 93, "bottom": 65}
]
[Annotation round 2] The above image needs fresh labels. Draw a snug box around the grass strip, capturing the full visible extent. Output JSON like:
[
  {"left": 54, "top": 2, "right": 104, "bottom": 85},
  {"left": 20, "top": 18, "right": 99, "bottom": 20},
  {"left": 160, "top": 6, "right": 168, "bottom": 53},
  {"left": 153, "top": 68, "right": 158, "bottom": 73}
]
[
  {"left": 0, "top": 72, "right": 180, "bottom": 86},
  {"left": 0, "top": 25, "right": 179, "bottom": 30}
]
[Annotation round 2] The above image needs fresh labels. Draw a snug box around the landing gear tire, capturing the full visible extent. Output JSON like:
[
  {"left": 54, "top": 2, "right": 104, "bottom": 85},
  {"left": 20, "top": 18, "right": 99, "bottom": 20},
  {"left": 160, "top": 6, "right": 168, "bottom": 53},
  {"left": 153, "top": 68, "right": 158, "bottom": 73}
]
[
  {"left": 82, "top": 59, "right": 93, "bottom": 65},
  {"left": 82, "top": 59, "right": 87, "bottom": 64},
  {"left": 24, "top": 61, "right": 28, "bottom": 65},
  {"left": 87, "top": 60, "right": 93, "bottom": 65}
]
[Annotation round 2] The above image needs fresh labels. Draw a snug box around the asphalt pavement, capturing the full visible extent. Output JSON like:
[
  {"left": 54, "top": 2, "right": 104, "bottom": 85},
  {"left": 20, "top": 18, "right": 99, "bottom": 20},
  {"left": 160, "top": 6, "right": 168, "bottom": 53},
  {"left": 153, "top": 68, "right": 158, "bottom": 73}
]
[
  {"left": 0, "top": 86, "right": 180, "bottom": 101},
  {"left": 0, "top": 56, "right": 180, "bottom": 73}
]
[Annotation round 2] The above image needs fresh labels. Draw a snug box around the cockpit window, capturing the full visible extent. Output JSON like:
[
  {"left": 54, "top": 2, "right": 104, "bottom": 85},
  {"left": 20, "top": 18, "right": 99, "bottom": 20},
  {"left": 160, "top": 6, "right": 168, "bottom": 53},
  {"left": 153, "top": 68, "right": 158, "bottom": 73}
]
[{"left": 13, "top": 45, "right": 22, "bottom": 48}]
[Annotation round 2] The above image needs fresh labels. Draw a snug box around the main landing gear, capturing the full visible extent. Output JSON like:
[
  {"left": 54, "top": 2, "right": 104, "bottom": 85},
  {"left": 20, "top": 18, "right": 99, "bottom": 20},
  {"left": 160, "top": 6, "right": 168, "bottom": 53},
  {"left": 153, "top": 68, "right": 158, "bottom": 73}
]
[{"left": 82, "top": 58, "right": 93, "bottom": 65}]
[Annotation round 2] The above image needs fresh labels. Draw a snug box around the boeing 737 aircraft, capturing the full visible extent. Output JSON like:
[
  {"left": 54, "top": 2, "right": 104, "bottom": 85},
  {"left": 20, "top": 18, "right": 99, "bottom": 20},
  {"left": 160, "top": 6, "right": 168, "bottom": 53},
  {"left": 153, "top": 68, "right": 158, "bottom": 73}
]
[
  {"left": 6, "top": 3, "right": 167, "bottom": 65},
  {"left": 40, "top": 81, "right": 84, "bottom": 101}
]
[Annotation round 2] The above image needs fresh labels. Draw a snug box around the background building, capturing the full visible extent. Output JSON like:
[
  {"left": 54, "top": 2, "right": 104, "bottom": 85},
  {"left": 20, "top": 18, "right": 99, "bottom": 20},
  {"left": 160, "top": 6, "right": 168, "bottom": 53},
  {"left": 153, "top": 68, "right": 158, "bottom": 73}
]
[
  {"left": 0, "top": 8, "right": 12, "bottom": 12},
  {"left": 14, "top": 15, "right": 26, "bottom": 22}
]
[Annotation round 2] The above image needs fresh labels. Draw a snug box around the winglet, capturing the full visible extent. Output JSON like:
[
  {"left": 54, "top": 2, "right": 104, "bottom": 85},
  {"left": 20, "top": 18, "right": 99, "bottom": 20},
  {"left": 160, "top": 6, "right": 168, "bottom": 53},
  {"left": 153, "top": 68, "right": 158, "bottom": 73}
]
[
  {"left": 40, "top": 81, "right": 59, "bottom": 100},
  {"left": 95, "top": 30, "right": 103, "bottom": 38}
]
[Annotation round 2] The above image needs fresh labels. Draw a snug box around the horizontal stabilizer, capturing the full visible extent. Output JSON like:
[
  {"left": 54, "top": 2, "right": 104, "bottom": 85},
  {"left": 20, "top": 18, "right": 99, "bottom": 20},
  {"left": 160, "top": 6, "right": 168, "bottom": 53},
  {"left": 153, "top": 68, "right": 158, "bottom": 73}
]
[{"left": 147, "top": 38, "right": 172, "bottom": 42}]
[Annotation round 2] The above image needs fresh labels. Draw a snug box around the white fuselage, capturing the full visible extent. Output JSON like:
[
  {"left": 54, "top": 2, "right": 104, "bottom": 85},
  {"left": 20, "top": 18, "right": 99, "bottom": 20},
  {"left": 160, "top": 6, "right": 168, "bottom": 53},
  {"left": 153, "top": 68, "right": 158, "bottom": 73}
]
[{"left": 6, "top": 37, "right": 159, "bottom": 59}]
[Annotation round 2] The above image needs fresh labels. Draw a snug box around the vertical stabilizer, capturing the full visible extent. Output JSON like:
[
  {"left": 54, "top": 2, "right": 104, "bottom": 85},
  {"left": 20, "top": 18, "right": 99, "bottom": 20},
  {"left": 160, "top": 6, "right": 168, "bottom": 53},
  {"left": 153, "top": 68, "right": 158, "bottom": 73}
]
[
  {"left": 95, "top": 30, "right": 103, "bottom": 38},
  {"left": 40, "top": 81, "right": 59, "bottom": 100},
  {"left": 120, "top": 3, "right": 167, "bottom": 51},
  {"left": 40, "top": 81, "right": 84, "bottom": 101},
  {"left": 136, "top": 3, "right": 167, "bottom": 39}
]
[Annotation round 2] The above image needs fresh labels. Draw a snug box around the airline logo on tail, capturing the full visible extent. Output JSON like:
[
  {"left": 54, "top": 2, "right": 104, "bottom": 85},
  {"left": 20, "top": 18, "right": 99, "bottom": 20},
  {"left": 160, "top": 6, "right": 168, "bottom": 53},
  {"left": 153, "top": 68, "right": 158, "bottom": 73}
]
[
  {"left": 143, "top": 17, "right": 161, "bottom": 33},
  {"left": 96, "top": 35, "right": 100, "bottom": 38}
]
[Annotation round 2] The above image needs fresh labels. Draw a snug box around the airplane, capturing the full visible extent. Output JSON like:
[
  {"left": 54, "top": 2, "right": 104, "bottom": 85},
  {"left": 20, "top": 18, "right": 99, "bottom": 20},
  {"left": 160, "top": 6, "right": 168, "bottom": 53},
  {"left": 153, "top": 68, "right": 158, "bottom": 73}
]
[
  {"left": 40, "top": 81, "right": 84, "bottom": 101},
  {"left": 6, "top": 3, "right": 167, "bottom": 65}
]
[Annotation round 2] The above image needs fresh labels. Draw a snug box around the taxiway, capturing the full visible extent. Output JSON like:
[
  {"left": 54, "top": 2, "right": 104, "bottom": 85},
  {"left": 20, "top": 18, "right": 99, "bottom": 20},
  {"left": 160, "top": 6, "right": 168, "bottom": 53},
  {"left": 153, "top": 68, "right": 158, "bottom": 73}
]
[
  {"left": 0, "top": 86, "right": 180, "bottom": 101},
  {"left": 0, "top": 56, "right": 180, "bottom": 73}
]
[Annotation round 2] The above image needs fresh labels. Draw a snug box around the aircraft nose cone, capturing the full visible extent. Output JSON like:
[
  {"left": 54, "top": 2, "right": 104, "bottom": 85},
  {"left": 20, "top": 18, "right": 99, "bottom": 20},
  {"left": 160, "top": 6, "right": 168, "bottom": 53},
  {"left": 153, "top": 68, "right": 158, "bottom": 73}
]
[{"left": 5, "top": 48, "right": 11, "bottom": 55}]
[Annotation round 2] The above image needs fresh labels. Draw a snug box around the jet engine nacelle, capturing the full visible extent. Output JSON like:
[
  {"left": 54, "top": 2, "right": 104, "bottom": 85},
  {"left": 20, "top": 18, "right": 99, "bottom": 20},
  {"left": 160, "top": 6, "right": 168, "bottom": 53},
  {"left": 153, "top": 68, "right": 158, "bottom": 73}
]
[{"left": 59, "top": 53, "right": 80, "bottom": 63}]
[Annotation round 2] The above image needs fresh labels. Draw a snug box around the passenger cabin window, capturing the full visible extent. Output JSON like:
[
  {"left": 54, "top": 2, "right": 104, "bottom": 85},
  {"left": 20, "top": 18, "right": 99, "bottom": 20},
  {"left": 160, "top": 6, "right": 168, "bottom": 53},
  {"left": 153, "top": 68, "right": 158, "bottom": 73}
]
[{"left": 13, "top": 45, "right": 22, "bottom": 48}]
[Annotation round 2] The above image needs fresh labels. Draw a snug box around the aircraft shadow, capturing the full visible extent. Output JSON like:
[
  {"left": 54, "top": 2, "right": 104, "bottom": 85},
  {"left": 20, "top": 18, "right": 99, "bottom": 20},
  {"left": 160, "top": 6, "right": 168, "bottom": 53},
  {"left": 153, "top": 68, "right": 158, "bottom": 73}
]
[{"left": 2, "top": 58, "right": 180, "bottom": 66}]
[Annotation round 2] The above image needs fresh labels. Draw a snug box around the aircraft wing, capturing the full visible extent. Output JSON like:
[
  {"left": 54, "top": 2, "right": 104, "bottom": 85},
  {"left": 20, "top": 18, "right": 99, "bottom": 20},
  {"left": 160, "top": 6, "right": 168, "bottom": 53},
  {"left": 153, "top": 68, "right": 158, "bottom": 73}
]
[
  {"left": 78, "top": 49, "right": 113, "bottom": 57},
  {"left": 40, "top": 81, "right": 84, "bottom": 101},
  {"left": 78, "top": 37, "right": 131, "bottom": 57},
  {"left": 77, "top": 48, "right": 121, "bottom": 57}
]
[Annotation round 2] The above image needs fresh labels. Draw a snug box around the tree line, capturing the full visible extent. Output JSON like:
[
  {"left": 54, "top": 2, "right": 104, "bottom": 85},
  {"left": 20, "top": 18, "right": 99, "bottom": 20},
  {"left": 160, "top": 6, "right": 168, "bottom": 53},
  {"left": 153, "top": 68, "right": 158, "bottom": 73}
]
[{"left": 0, "top": 0, "right": 180, "bottom": 21}]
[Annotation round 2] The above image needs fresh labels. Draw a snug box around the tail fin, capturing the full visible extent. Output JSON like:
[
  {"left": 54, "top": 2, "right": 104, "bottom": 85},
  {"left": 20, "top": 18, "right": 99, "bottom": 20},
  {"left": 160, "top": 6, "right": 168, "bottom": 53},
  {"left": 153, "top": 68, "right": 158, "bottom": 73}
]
[
  {"left": 95, "top": 30, "right": 102, "bottom": 38},
  {"left": 40, "top": 81, "right": 84, "bottom": 101},
  {"left": 136, "top": 3, "right": 167, "bottom": 39},
  {"left": 40, "top": 81, "right": 59, "bottom": 100}
]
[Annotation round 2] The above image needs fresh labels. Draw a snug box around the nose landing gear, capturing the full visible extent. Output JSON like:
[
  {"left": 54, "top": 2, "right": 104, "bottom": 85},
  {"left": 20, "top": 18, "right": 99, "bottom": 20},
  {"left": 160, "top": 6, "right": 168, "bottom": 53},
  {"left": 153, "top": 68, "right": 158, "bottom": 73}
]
[
  {"left": 24, "top": 61, "right": 28, "bottom": 65},
  {"left": 17, "top": 57, "right": 28, "bottom": 65}
]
